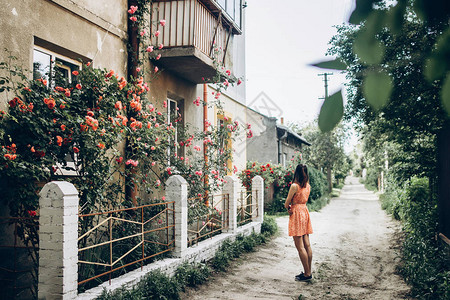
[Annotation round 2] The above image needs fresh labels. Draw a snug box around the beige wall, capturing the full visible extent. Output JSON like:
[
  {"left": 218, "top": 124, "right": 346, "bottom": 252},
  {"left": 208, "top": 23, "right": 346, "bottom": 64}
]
[
  {"left": 203, "top": 85, "right": 248, "bottom": 171},
  {"left": 0, "top": 0, "right": 128, "bottom": 107}
]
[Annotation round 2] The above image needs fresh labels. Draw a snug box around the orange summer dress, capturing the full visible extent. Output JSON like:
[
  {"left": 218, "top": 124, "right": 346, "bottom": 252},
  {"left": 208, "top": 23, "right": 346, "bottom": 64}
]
[{"left": 288, "top": 183, "right": 313, "bottom": 236}]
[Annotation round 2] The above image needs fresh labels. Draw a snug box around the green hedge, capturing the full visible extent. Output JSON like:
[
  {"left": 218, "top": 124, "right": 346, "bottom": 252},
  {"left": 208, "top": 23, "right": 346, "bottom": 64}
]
[
  {"left": 267, "top": 166, "right": 329, "bottom": 214},
  {"left": 308, "top": 167, "right": 328, "bottom": 201},
  {"left": 380, "top": 177, "right": 450, "bottom": 299},
  {"left": 400, "top": 177, "right": 450, "bottom": 299}
]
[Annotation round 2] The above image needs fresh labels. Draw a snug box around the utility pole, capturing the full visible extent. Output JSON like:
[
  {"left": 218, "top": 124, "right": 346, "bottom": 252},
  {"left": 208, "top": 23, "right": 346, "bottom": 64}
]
[
  {"left": 318, "top": 72, "right": 334, "bottom": 193},
  {"left": 318, "top": 72, "right": 333, "bottom": 100}
]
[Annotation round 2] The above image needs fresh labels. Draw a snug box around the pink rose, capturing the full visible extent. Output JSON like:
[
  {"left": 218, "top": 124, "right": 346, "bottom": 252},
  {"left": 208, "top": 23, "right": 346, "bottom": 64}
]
[
  {"left": 160, "top": 19, "right": 166, "bottom": 26},
  {"left": 146, "top": 46, "right": 154, "bottom": 52},
  {"left": 154, "top": 30, "right": 160, "bottom": 37},
  {"left": 130, "top": 16, "right": 137, "bottom": 22},
  {"left": 158, "top": 43, "right": 164, "bottom": 49},
  {"left": 128, "top": 5, "right": 138, "bottom": 14},
  {"left": 156, "top": 54, "right": 161, "bottom": 60}
]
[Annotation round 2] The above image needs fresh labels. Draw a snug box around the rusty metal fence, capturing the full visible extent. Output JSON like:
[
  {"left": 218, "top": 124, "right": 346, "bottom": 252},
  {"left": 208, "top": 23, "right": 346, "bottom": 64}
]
[
  {"left": 77, "top": 201, "right": 175, "bottom": 291},
  {"left": 187, "top": 193, "right": 229, "bottom": 246},
  {"left": 0, "top": 215, "right": 39, "bottom": 300},
  {"left": 237, "top": 189, "right": 257, "bottom": 226}
]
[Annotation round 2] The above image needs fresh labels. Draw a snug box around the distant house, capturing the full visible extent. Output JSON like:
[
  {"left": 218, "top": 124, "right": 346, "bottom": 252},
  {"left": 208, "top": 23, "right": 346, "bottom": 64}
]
[{"left": 246, "top": 107, "right": 310, "bottom": 166}]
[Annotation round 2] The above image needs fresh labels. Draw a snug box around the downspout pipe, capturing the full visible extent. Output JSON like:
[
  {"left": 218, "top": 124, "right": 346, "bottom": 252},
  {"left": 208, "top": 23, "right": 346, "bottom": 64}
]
[
  {"left": 203, "top": 84, "right": 209, "bottom": 206},
  {"left": 126, "top": 0, "right": 139, "bottom": 206},
  {"left": 278, "top": 129, "right": 288, "bottom": 164}
]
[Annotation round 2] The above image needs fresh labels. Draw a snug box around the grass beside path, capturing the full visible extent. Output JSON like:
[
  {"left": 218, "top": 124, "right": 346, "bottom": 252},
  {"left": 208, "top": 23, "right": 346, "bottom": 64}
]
[{"left": 96, "top": 216, "right": 278, "bottom": 300}]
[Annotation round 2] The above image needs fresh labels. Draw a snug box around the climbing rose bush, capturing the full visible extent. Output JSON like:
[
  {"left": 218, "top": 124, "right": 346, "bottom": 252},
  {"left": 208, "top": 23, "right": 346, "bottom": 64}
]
[{"left": 0, "top": 54, "right": 249, "bottom": 218}]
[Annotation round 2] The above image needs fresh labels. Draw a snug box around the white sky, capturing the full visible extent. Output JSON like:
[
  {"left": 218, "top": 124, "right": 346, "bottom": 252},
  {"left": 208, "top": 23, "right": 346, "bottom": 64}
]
[{"left": 245, "top": 0, "right": 355, "bottom": 128}]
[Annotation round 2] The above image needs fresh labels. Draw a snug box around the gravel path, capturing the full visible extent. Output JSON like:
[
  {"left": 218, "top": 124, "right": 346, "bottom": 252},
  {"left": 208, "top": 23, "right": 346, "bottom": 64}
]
[{"left": 182, "top": 177, "right": 412, "bottom": 299}]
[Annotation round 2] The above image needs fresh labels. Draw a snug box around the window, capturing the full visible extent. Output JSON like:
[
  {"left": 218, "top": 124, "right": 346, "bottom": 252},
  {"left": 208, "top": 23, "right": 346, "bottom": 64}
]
[
  {"left": 217, "top": 114, "right": 233, "bottom": 174},
  {"left": 33, "top": 46, "right": 82, "bottom": 176},
  {"left": 33, "top": 46, "right": 81, "bottom": 87},
  {"left": 216, "top": 0, "right": 242, "bottom": 26}
]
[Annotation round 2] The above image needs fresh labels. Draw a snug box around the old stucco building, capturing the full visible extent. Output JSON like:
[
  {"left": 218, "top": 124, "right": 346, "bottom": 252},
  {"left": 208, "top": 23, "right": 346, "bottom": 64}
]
[{"left": 0, "top": 0, "right": 248, "bottom": 169}]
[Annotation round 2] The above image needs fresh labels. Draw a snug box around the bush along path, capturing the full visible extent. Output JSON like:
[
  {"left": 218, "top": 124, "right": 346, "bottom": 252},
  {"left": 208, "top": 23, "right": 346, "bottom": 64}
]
[{"left": 184, "top": 177, "right": 412, "bottom": 300}]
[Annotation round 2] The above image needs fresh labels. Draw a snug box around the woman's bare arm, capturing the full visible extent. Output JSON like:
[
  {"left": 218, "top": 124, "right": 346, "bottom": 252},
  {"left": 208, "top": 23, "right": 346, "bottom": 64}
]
[{"left": 284, "top": 183, "right": 298, "bottom": 210}]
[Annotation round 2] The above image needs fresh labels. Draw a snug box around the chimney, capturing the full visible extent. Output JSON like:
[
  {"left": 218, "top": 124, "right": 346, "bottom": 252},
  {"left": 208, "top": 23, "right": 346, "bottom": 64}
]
[{"left": 281, "top": 117, "right": 284, "bottom": 125}]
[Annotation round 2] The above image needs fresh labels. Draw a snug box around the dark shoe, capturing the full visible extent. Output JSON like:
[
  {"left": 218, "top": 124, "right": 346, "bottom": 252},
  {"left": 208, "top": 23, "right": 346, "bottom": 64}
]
[
  {"left": 295, "top": 273, "right": 312, "bottom": 281},
  {"left": 294, "top": 272, "right": 304, "bottom": 280}
]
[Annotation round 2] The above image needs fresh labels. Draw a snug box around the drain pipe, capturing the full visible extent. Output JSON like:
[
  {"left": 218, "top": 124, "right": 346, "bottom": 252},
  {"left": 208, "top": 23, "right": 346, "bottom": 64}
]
[
  {"left": 125, "top": 0, "right": 139, "bottom": 206},
  {"left": 278, "top": 129, "right": 288, "bottom": 164},
  {"left": 203, "top": 83, "right": 209, "bottom": 206}
]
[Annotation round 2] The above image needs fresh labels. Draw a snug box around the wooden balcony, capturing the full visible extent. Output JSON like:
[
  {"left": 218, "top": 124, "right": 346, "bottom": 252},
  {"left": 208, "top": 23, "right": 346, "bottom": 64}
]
[{"left": 151, "top": 0, "right": 241, "bottom": 83}]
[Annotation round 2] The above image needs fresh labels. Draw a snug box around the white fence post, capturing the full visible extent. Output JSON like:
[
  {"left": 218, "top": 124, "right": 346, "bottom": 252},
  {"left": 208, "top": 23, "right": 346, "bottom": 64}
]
[
  {"left": 38, "top": 181, "right": 79, "bottom": 300},
  {"left": 166, "top": 175, "right": 188, "bottom": 258},
  {"left": 223, "top": 176, "right": 239, "bottom": 234},
  {"left": 252, "top": 175, "right": 264, "bottom": 223}
]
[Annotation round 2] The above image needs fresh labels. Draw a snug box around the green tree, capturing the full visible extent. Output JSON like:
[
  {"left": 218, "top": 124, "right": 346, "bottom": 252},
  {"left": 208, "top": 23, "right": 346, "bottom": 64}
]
[
  {"left": 314, "top": 0, "right": 450, "bottom": 132},
  {"left": 327, "top": 8, "right": 445, "bottom": 187},
  {"left": 296, "top": 122, "right": 349, "bottom": 192}
]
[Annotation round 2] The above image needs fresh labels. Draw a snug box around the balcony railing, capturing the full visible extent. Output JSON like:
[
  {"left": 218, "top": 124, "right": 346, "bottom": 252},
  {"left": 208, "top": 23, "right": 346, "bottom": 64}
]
[{"left": 151, "top": 0, "right": 234, "bottom": 83}]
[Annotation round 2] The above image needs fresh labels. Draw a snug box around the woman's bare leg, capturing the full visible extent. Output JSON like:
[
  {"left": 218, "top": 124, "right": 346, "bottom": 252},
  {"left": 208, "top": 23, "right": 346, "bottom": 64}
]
[
  {"left": 293, "top": 236, "right": 309, "bottom": 275},
  {"left": 302, "top": 234, "right": 312, "bottom": 276}
]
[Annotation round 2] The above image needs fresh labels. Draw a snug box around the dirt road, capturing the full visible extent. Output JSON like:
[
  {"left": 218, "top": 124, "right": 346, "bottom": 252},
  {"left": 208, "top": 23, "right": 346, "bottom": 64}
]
[{"left": 182, "top": 177, "right": 412, "bottom": 299}]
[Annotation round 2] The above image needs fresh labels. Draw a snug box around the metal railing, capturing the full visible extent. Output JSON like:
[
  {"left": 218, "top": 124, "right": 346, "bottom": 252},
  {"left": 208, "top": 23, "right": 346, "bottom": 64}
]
[
  {"left": 187, "top": 193, "right": 230, "bottom": 246},
  {"left": 151, "top": 0, "right": 231, "bottom": 63},
  {"left": 237, "top": 189, "right": 257, "bottom": 226},
  {"left": 0, "top": 215, "right": 39, "bottom": 300},
  {"left": 77, "top": 201, "right": 175, "bottom": 290}
]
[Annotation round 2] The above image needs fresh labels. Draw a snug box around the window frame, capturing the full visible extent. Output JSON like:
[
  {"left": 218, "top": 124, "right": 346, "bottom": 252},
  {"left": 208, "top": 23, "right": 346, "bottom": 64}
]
[
  {"left": 33, "top": 45, "right": 82, "bottom": 87},
  {"left": 33, "top": 45, "right": 82, "bottom": 177},
  {"left": 216, "top": 113, "right": 233, "bottom": 174},
  {"left": 215, "top": 0, "right": 242, "bottom": 28}
]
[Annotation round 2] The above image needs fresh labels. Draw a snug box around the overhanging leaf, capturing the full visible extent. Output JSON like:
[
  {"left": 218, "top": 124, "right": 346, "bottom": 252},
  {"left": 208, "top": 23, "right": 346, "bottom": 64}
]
[
  {"left": 386, "top": 1, "right": 406, "bottom": 34},
  {"left": 311, "top": 59, "right": 347, "bottom": 71},
  {"left": 424, "top": 56, "right": 446, "bottom": 81},
  {"left": 353, "top": 30, "right": 385, "bottom": 65},
  {"left": 363, "top": 71, "right": 393, "bottom": 110},
  {"left": 441, "top": 73, "right": 450, "bottom": 116},
  {"left": 318, "top": 90, "right": 344, "bottom": 133},
  {"left": 349, "top": 0, "right": 376, "bottom": 24}
]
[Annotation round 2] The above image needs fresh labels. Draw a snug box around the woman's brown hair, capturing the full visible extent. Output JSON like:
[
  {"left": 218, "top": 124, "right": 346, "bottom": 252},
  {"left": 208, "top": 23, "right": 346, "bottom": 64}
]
[{"left": 293, "top": 164, "right": 309, "bottom": 188}]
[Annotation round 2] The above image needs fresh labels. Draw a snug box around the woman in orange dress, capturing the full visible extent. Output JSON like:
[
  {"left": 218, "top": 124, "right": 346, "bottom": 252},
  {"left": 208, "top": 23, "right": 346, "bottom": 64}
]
[{"left": 284, "top": 164, "right": 313, "bottom": 281}]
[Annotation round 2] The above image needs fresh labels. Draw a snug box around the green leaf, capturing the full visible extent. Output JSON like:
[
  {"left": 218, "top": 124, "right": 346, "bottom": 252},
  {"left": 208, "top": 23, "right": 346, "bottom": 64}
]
[
  {"left": 311, "top": 59, "right": 347, "bottom": 70},
  {"left": 318, "top": 90, "right": 344, "bottom": 132},
  {"left": 363, "top": 71, "right": 393, "bottom": 110},
  {"left": 353, "top": 30, "right": 385, "bottom": 65},
  {"left": 0, "top": 87, "right": 5, "bottom": 93},
  {"left": 424, "top": 56, "right": 446, "bottom": 81},
  {"left": 0, "top": 80, "right": 5, "bottom": 85},
  {"left": 441, "top": 73, "right": 450, "bottom": 116},
  {"left": 386, "top": 1, "right": 406, "bottom": 34},
  {"left": 349, "top": 0, "right": 376, "bottom": 24}
]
